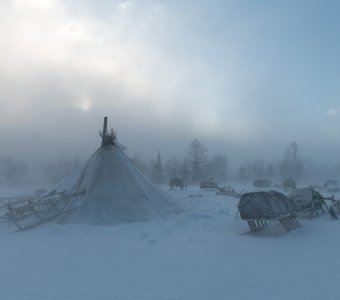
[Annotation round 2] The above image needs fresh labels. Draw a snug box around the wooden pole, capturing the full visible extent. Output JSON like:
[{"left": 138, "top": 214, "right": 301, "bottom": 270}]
[{"left": 102, "top": 117, "right": 108, "bottom": 146}]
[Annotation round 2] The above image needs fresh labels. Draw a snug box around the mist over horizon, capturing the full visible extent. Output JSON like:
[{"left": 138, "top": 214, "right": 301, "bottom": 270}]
[{"left": 1, "top": 0, "right": 340, "bottom": 185}]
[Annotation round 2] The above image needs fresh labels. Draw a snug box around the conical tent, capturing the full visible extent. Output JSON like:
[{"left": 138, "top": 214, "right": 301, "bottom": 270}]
[
  {"left": 51, "top": 118, "right": 181, "bottom": 225},
  {"left": 58, "top": 145, "right": 181, "bottom": 224},
  {"left": 2, "top": 118, "right": 181, "bottom": 230}
]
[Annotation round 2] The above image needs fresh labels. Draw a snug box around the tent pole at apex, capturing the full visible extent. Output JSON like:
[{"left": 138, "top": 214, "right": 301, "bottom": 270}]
[{"left": 101, "top": 117, "right": 108, "bottom": 146}]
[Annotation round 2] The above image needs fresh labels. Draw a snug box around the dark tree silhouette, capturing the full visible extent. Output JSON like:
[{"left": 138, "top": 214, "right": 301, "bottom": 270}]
[
  {"left": 279, "top": 141, "right": 304, "bottom": 179},
  {"left": 151, "top": 151, "right": 164, "bottom": 185},
  {"left": 186, "top": 139, "right": 207, "bottom": 184}
]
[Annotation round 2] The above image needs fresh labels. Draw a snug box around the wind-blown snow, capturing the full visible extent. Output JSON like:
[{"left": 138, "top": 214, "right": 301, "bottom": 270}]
[{"left": 0, "top": 185, "right": 339, "bottom": 300}]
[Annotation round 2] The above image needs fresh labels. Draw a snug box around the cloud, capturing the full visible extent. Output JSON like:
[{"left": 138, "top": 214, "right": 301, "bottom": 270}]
[
  {"left": 1, "top": 0, "right": 340, "bottom": 167},
  {"left": 327, "top": 107, "right": 340, "bottom": 117},
  {"left": 0, "top": 1, "right": 237, "bottom": 136},
  {"left": 0, "top": 1, "right": 212, "bottom": 160}
]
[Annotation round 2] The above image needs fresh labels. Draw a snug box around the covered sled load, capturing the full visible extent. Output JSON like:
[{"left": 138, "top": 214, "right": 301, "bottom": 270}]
[
  {"left": 238, "top": 191, "right": 296, "bottom": 220},
  {"left": 238, "top": 191, "right": 301, "bottom": 233}
]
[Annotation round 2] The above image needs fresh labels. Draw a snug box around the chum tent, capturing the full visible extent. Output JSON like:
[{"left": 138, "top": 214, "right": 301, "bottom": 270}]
[
  {"left": 57, "top": 144, "right": 182, "bottom": 224},
  {"left": 56, "top": 117, "right": 182, "bottom": 225},
  {"left": 2, "top": 117, "right": 181, "bottom": 230}
]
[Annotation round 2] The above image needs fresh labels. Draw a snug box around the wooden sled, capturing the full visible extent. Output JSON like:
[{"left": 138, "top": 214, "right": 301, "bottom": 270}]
[
  {"left": 245, "top": 214, "right": 301, "bottom": 233},
  {"left": 1, "top": 192, "right": 83, "bottom": 231},
  {"left": 278, "top": 215, "right": 301, "bottom": 232},
  {"left": 216, "top": 186, "right": 242, "bottom": 198}
]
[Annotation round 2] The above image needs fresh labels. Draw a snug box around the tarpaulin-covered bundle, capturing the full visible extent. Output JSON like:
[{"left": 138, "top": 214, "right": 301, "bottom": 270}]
[
  {"left": 238, "top": 190, "right": 297, "bottom": 220},
  {"left": 288, "top": 188, "right": 324, "bottom": 212}
]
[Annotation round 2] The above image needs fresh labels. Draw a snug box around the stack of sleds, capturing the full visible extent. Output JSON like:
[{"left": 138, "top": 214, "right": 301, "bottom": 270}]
[{"left": 216, "top": 186, "right": 242, "bottom": 198}]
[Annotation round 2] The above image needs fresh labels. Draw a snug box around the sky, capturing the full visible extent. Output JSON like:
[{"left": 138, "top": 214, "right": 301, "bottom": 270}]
[{"left": 1, "top": 0, "right": 340, "bottom": 167}]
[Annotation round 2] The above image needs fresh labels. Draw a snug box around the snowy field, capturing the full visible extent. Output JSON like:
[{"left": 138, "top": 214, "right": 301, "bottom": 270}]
[{"left": 1, "top": 185, "right": 340, "bottom": 300}]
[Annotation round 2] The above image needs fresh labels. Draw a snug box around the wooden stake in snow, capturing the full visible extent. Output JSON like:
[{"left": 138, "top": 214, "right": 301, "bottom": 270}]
[{"left": 101, "top": 117, "right": 108, "bottom": 146}]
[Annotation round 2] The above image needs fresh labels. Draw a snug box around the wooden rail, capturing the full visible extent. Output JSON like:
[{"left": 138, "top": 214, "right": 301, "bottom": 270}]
[{"left": 0, "top": 191, "right": 84, "bottom": 231}]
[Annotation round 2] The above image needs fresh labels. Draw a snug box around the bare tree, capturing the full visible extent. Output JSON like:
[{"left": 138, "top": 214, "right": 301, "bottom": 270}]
[
  {"left": 186, "top": 139, "right": 208, "bottom": 183},
  {"left": 266, "top": 163, "right": 277, "bottom": 179},
  {"left": 237, "top": 162, "right": 249, "bottom": 182},
  {"left": 0, "top": 158, "right": 30, "bottom": 184},
  {"left": 252, "top": 159, "right": 266, "bottom": 178},
  {"left": 151, "top": 151, "right": 164, "bottom": 185},
  {"left": 279, "top": 141, "right": 304, "bottom": 179},
  {"left": 237, "top": 159, "right": 266, "bottom": 182},
  {"left": 205, "top": 154, "right": 229, "bottom": 183},
  {"left": 165, "top": 157, "right": 183, "bottom": 179},
  {"left": 180, "top": 159, "right": 191, "bottom": 183}
]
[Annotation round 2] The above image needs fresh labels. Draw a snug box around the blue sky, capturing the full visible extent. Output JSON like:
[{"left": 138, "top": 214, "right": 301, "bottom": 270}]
[{"left": 1, "top": 0, "right": 340, "bottom": 166}]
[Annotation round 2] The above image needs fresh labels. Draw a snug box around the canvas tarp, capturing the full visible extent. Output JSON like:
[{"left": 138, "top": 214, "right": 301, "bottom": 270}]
[{"left": 238, "top": 190, "right": 297, "bottom": 220}]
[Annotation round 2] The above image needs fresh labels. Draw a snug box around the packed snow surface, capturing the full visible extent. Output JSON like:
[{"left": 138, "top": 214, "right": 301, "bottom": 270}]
[{"left": 1, "top": 185, "right": 340, "bottom": 300}]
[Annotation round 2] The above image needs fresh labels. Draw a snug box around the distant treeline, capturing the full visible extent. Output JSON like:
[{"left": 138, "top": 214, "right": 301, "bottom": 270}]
[
  {"left": 0, "top": 157, "right": 80, "bottom": 186},
  {"left": 1, "top": 140, "right": 339, "bottom": 186},
  {"left": 132, "top": 140, "right": 340, "bottom": 185}
]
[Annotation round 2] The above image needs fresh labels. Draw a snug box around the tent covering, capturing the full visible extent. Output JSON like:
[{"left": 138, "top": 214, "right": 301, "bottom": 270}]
[{"left": 50, "top": 144, "right": 181, "bottom": 225}]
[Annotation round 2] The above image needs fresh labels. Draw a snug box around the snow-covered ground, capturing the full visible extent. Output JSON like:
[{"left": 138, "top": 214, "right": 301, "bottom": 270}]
[{"left": 0, "top": 185, "right": 339, "bottom": 300}]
